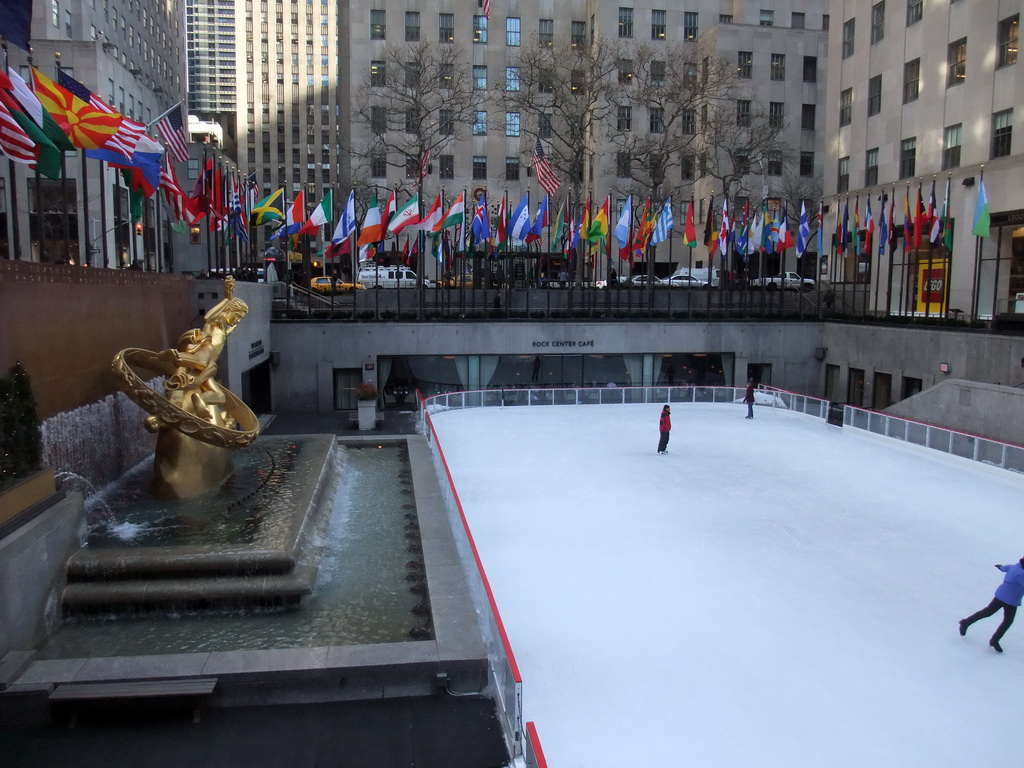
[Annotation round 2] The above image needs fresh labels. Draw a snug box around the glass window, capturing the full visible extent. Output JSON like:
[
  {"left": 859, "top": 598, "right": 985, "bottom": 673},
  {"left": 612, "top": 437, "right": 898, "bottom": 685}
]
[
  {"left": 616, "top": 151, "right": 631, "bottom": 178},
  {"left": 800, "top": 151, "right": 815, "bottom": 178},
  {"left": 370, "top": 106, "right": 386, "bottom": 133},
  {"left": 618, "top": 7, "right": 633, "bottom": 38},
  {"left": 682, "top": 154, "right": 695, "bottom": 180},
  {"left": 738, "top": 51, "right": 752, "bottom": 79},
  {"left": 473, "top": 15, "right": 487, "bottom": 43},
  {"left": 720, "top": 14, "right": 733, "bottom": 24},
  {"left": 651, "top": 60, "right": 666, "bottom": 86},
  {"left": 682, "top": 107, "right": 696, "bottom": 134},
  {"left": 839, "top": 88, "right": 853, "bottom": 126},
  {"left": 906, "top": 0, "right": 922, "bottom": 26},
  {"left": 899, "top": 137, "right": 916, "bottom": 178},
  {"left": 837, "top": 156, "right": 849, "bottom": 193},
  {"left": 998, "top": 15, "right": 1018, "bottom": 68},
  {"left": 823, "top": 14, "right": 830, "bottom": 31},
  {"left": 505, "top": 112, "right": 520, "bottom": 136},
  {"left": 506, "top": 67, "right": 520, "bottom": 91},
  {"left": 473, "top": 65, "right": 487, "bottom": 89},
  {"left": 651, "top": 9, "right": 666, "bottom": 40},
  {"left": 618, "top": 58, "right": 634, "bottom": 84},
  {"left": 871, "top": 2, "right": 885, "bottom": 43},
  {"left": 617, "top": 105, "right": 632, "bottom": 131},
  {"left": 506, "top": 16, "right": 520, "bottom": 46},
  {"left": 539, "top": 113, "right": 553, "bottom": 139},
  {"left": 943, "top": 123, "right": 962, "bottom": 169},
  {"left": 439, "top": 108, "right": 454, "bottom": 135},
  {"left": 370, "top": 9, "right": 385, "bottom": 39},
  {"left": 650, "top": 107, "right": 664, "bottom": 133},
  {"left": 473, "top": 156, "right": 487, "bottom": 180},
  {"left": 736, "top": 99, "right": 751, "bottom": 127},
  {"left": 769, "top": 101, "right": 784, "bottom": 129},
  {"left": 802, "top": 103, "right": 816, "bottom": 131},
  {"left": 868, "top": 74, "right": 882, "bottom": 116},
  {"left": 803, "top": 55, "right": 817, "bottom": 82},
  {"left": 405, "top": 11, "right": 420, "bottom": 41},
  {"left": 792, "top": 12, "right": 805, "bottom": 29},
  {"left": 865, "top": 148, "right": 879, "bottom": 186},
  {"left": 571, "top": 20, "right": 586, "bottom": 46},
  {"left": 404, "top": 61, "right": 421, "bottom": 88},
  {"left": 506, "top": 156, "right": 520, "bottom": 181},
  {"left": 993, "top": 109, "right": 1013, "bottom": 158},
  {"left": 439, "top": 63, "right": 454, "bottom": 88},
  {"left": 770, "top": 53, "right": 785, "bottom": 81},
  {"left": 903, "top": 58, "right": 920, "bottom": 103},
  {"left": 539, "top": 18, "right": 553, "bottom": 47},
  {"left": 439, "top": 13, "right": 454, "bottom": 43},
  {"left": 766, "top": 152, "right": 782, "bottom": 176},
  {"left": 684, "top": 12, "right": 698, "bottom": 40},
  {"left": 370, "top": 60, "right": 385, "bottom": 86},
  {"left": 439, "top": 154, "right": 454, "bottom": 179},
  {"left": 947, "top": 38, "right": 966, "bottom": 87},
  {"left": 842, "top": 18, "right": 855, "bottom": 58},
  {"left": 371, "top": 152, "right": 386, "bottom": 177},
  {"left": 760, "top": 10, "right": 774, "bottom": 27},
  {"left": 473, "top": 111, "right": 487, "bottom": 135}
]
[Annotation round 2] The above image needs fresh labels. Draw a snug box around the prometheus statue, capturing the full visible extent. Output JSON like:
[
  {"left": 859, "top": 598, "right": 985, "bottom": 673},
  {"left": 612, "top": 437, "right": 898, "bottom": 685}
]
[{"left": 112, "top": 276, "right": 260, "bottom": 499}]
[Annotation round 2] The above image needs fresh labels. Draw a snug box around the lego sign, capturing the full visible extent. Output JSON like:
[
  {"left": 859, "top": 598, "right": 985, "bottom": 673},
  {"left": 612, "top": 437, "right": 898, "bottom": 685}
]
[{"left": 915, "top": 258, "right": 948, "bottom": 314}]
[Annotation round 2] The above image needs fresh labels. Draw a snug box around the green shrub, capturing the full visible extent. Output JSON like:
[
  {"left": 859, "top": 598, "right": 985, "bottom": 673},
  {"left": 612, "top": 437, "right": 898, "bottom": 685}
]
[{"left": 0, "top": 363, "right": 42, "bottom": 490}]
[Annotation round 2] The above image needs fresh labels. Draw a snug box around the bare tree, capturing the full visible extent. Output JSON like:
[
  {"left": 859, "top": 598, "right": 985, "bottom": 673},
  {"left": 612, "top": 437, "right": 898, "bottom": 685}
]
[{"left": 350, "top": 42, "right": 477, "bottom": 193}]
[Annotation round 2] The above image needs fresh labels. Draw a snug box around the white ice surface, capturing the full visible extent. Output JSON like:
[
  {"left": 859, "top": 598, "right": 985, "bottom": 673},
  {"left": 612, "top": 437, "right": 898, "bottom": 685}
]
[{"left": 429, "top": 402, "right": 1024, "bottom": 768}]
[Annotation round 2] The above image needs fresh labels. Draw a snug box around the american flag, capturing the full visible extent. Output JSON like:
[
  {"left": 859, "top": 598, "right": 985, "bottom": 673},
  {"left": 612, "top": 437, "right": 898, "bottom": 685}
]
[
  {"left": 483, "top": 0, "right": 491, "bottom": 20},
  {"left": 533, "top": 138, "right": 561, "bottom": 198},
  {"left": 57, "top": 70, "right": 144, "bottom": 159},
  {"left": 419, "top": 148, "right": 431, "bottom": 180},
  {"left": 159, "top": 154, "right": 193, "bottom": 223},
  {"left": 155, "top": 105, "right": 190, "bottom": 162},
  {"left": 0, "top": 99, "right": 35, "bottom": 166}
]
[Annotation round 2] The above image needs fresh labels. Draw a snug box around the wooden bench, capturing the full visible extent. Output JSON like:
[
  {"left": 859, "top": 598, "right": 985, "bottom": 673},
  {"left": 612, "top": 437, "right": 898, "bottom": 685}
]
[{"left": 50, "top": 678, "right": 218, "bottom": 726}]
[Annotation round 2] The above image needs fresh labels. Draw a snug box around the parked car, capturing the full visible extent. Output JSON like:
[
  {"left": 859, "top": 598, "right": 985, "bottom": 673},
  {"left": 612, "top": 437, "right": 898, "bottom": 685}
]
[
  {"left": 628, "top": 275, "right": 658, "bottom": 287},
  {"left": 659, "top": 274, "right": 708, "bottom": 289},
  {"left": 750, "top": 272, "right": 816, "bottom": 291},
  {"left": 358, "top": 266, "right": 430, "bottom": 289},
  {"left": 310, "top": 276, "right": 365, "bottom": 293}
]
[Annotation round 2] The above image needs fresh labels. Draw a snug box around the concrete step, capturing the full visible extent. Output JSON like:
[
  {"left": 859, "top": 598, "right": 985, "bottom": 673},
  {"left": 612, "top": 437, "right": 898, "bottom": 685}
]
[{"left": 66, "top": 547, "right": 296, "bottom": 580}]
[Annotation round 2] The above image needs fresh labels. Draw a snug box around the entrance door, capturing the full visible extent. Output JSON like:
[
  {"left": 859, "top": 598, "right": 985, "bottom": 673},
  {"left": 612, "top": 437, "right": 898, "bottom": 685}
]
[
  {"left": 872, "top": 372, "right": 892, "bottom": 410},
  {"left": 333, "top": 368, "right": 362, "bottom": 410}
]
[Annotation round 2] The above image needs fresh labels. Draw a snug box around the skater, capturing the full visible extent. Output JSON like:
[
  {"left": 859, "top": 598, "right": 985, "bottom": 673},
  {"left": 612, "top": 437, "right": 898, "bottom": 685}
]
[
  {"left": 959, "top": 557, "right": 1024, "bottom": 652},
  {"left": 744, "top": 379, "right": 755, "bottom": 419},
  {"left": 657, "top": 405, "right": 671, "bottom": 454}
]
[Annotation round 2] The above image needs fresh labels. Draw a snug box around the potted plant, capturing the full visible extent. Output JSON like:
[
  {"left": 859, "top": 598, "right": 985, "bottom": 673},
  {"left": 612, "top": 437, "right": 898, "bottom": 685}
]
[{"left": 354, "top": 381, "right": 378, "bottom": 431}]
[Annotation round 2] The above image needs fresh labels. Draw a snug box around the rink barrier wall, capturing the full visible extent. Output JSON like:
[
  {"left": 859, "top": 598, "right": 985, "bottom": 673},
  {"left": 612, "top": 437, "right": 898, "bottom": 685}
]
[
  {"left": 525, "top": 721, "right": 549, "bottom": 768},
  {"left": 418, "top": 394, "right": 525, "bottom": 761},
  {"left": 843, "top": 405, "right": 1024, "bottom": 472}
]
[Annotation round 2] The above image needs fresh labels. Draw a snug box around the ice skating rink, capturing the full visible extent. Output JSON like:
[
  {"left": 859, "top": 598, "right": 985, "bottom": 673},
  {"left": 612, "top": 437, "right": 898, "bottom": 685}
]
[{"left": 429, "top": 402, "right": 1024, "bottom": 768}]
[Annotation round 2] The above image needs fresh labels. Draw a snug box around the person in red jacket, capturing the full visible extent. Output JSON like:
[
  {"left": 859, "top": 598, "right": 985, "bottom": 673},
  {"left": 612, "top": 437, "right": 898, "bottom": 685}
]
[{"left": 657, "top": 405, "right": 671, "bottom": 454}]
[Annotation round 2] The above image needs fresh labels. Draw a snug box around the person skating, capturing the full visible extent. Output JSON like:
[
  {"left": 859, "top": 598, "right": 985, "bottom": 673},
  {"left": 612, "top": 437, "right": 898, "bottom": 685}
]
[
  {"left": 744, "top": 379, "right": 755, "bottom": 419},
  {"left": 657, "top": 405, "right": 671, "bottom": 454},
  {"left": 959, "top": 557, "right": 1024, "bottom": 652}
]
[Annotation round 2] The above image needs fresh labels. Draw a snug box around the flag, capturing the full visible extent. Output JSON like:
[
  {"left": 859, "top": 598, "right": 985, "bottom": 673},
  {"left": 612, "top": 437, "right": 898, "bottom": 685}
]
[
  {"left": 31, "top": 67, "right": 123, "bottom": 150},
  {"left": 0, "top": 97, "right": 37, "bottom": 166},
  {"left": 509, "top": 194, "right": 532, "bottom": 241},
  {"left": 651, "top": 197, "right": 674, "bottom": 245},
  {"left": 817, "top": 200, "right": 825, "bottom": 257},
  {"left": 527, "top": 195, "right": 548, "bottom": 244},
  {"left": 839, "top": 199, "right": 849, "bottom": 255},
  {"left": 357, "top": 191, "right": 383, "bottom": 245},
  {"left": 633, "top": 199, "right": 654, "bottom": 259},
  {"left": 718, "top": 197, "right": 730, "bottom": 256},
  {"left": 229, "top": 176, "right": 249, "bottom": 242},
  {"left": 299, "top": 190, "right": 333, "bottom": 236},
  {"left": 865, "top": 196, "right": 875, "bottom": 255},
  {"left": 552, "top": 198, "right": 566, "bottom": 249},
  {"left": 888, "top": 190, "right": 897, "bottom": 253},
  {"left": 483, "top": 0, "right": 491, "bottom": 20},
  {"left": 614, "top": 196, "right": 632, "bottom": 249},
  {"left": 88, "top": 134, "right": 164, "bottom": 197},
  {"left": 57, "top": 71, "right": 145, "bottom": 160},
  {"left": 154, "top": 104, "right": 189, "bottom": 162},
  {"left": 749, "top": 202, "right": 763, "bottom": 253},
  {"left": 0, "top": 0, "right": 32, "bottom": 50},
  {"left": 942, "top": 176, "right": 953, "bottom": 251},
  {"left": 797, "top": 201, "right": 811, "bottom": 257},
  {"left": 434, "top": 191, "right": 466, "bottom": 232},
  {"left": 252, "top": 189, "right": 284, "bottom": 226},
  {"left": 567, "top": 209, "right": 579, "bottom": 252},
  {"left": 735, "top": 203, "right": 748, "bottom": 255},
  {"left": 332, "top": 189, "right": 357, "bottom": 244},
  {"left": 779, "top": 205, "right": 795, "bottom": 252},
  {"left": 878, "top": 194, "right": 888, "bottom": 257},
  {"left": 903, "top": 187, "right": 913, "bottom": 250},
  {"left": 928, "top": 182, "right": 941, "bottom": 244},
  {"left": 972, "top": 176, "right": 990, "bottom": 237},
  {"left": 381, "top": 188, "right": 397, "bottom": 234},
  {"left": 852, "top": 198, "right": 861, "bottom": 255},
  {"left": 913, "top": 186, "right": 925, "bottom": 248},
  {"left": 588, "top": 197, "right": 610, "bottom": 242},
  {"left": 160, "top": 154, "right": 194, "bottom": 223},
  {"left": 678, "top": 199, "right": 693, "bottom": 249},
  {"left": 387, "top": 193, "right": 420, "bottom": 235},
  {"left": 532, "top": 138, "right": 562, "bottom": 198},
  {"left": 494, "top": 194, "right": 508, "bottom": 247},
  {"left": 472, "top": 193, "right": 490, "bottom": 244},
  {"left": 418, "top": 192, "right": 443, "bottom": 232},
  {"left": 578, "top": 199, "right": 591, "bottom": 244},
  {"left": 703, "top": 196, "right": 717, "bottom": 258},
  {"left": 419, "top": 148, "right": 431, "bottom": 180}
]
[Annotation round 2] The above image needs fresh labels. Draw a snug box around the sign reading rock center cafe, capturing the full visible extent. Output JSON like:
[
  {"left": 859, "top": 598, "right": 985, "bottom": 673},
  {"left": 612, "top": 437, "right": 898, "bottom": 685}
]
[{"left": 531, "top": 339, "right": 595, "bottom": 348}]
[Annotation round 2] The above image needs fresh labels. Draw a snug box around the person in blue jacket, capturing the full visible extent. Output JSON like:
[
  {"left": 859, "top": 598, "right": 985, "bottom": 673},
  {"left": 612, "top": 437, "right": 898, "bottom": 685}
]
[{"left": 959, "top": 557, "right": 1024, "bottom": 652}]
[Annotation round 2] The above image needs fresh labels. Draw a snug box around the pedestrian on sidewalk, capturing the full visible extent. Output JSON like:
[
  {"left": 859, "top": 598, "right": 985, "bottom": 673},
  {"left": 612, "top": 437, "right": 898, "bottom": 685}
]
[
  {"left": 959, "top": 557, "right": 1024, "bottom": 652},
  {"left": 744, "top": 379, "right": 756, "bottom": 419},
  {"left": 657, "top": 405, "right": 671, "bottom": 454}
]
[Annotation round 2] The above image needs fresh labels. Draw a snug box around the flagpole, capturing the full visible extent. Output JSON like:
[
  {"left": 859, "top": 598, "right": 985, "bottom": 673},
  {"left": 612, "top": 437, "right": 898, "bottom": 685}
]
[{"left": 146, "top": 100, "right": 184, "bottom": 131}]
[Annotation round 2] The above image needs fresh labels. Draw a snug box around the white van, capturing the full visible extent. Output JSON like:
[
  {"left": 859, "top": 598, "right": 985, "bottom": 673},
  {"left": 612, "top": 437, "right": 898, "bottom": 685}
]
[
  {"left": 670, "top": 267, "right": 719, "bottom": 288},
  {"left": 357, "top": 266, "right": 431, "bottom": 288}
]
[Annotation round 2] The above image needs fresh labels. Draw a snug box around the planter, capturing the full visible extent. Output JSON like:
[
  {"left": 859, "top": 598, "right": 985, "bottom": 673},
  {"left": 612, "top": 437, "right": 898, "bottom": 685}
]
[
  {"left": 357, "top": 401, "right": 377, "bottom": 431},
  {"left": 0, "top": 468, "right": 56, "bottom": 527}
]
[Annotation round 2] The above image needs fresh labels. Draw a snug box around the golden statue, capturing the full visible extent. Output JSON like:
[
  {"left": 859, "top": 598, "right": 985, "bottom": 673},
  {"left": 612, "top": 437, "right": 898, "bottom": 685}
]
[{"left": 112, "top": 277, "right": 260, "bottom": 499}]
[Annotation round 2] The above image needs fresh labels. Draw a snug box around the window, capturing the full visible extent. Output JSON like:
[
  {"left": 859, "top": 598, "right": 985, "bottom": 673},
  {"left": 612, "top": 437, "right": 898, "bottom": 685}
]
[
  {"left": 370, "top": 60, "right": 385, "bottom": 86},
  {"left": 682, "top": 107, "right": 696, "bottom": 134},
  {"left": 943, "top": 123, "right": 962, "bottom": 169},
  {"left": 370, "top": 106, "right": 386, "bottom": 133},
  {"left": 405, "top": 61, "right": 421, "bottom": 88},
  {"left": 839, "top": 89, "right": 853, "bottom": 126},
  {"left": 571, "top": 20, "right": 586, "bottom": 47},
  {"left": 439, "top": 63, "right": 454, "bottom": 88},
  {"left": 439, "top": 13, "right": 454, "bottom": 43},
  {"left": 405, "top": 155, "right": 418, "bottom": 179},
  {"left": 506, "top": 157, "right": 520, "bottom": 181},
  {"left": 371, "top": 152, "right": 386, "bottom": 177},
  {"left": 800, "top": 151, "right": 815, "bottom": 178},
  {"left": 770, "top": 53, "right": 785, "bottom": 81},
  {"left": 903, "top": 58, "right": 920, "bottom": 103},
  {"left": 618, "top": 7, "right": 633, "bottom": 38},
  {"left": 842, "top": 18, "right": 855, "bottom": 58},
  {"left": 792, "top": 12, "right": 805, "bottom": 29},
  {"left": 650, "top": 107, "right": 664, "bottom": 133},
  {"left": 616, "top": 151, "right": 631, "bottom": 178},
  {"left": 871, "top": 2, "right": 885, "bottom": 43},
  {"left": 803, "top": 55, "right": 817, "bottom": 82},
  {"left": 998, "top": 15, "right": 1019, "bottom": 68},
  {"left": 505, "top": 112, "right": 520, "bottom": 136},
  {"left": 769, "top": 102, "right": 784, "bottom": 129},
  {"left": 506, "top": 16, "right": 520, "bottom": 46},
  {"left": 439, "top": 154, "right": 454, "bottom": 179},
  {"left": 899, "top": 137, "right": 916, "bottom": 179},
  {"left": 473, "top": 111, "right": 487, "bottom": 135},
  {"left": 473, "top": 156, "right": 487, "bottom": 180},
  {"left": 439, "top": 108, "right": 454, "bottom": 135},
  {"left": 766, "top": 152, "right": 782, "bottom": 176},
  {"left": 506, "top": 66, "right": 520, "bottom": 91},
  {"left": 682, "top": 154, "right": 695, "bottom": 180},
  {"left": 802, "top": 103, "right": 816, "bottom": 130},
  {"left": 539, "top": 70, "right": 554, "bottom": 93},
  {"left": 837, "top": 156, "right": 849, "bottom": 193},
  {"left": 405, "top": 108, "right": 418, "bottom": 134},
  {"left": 405, "top": 11, "right": 420, "bottom": 41},
  {"left": 993, "top": 109, "right": 1013, "bottom": 158},
  {"left": 617, "top": 105, "right": 632, "bottom": 131},
  {"left": 473, "top": 15, "right": 487, "bottom": 43},
  {"left": 736, "top": 99, "right": 751, "bottom": 127},
  {"left": 684, "top": 11, "right": 698, "bottom": 40},
  {"left": 823, "top": 14, "right": 830, "bottom": 30},
  {"left": 947, "top": 38, "right": 966, "bottom": 87},
  {"left": 720, "top": 14, "right": 733, "bottom": 24},
  {"left": 539, "top": 18, "right": 553, "bottom": 47},
  {"left": 651, "top": 9, "right": 666, "bottom": 40},
  {"left": 473, "top": 65, "right": 487, "bottom": 89},
  {"left": 539, "top": 113, "right": 553, "bottom": 139},
  {"left": 760, "top": 10, "right": 774, "bottom": 27},
  {"left": 618, "top": 58, "right": 634, "bottom": 84},
  {"left": 651, "top": 60, "right": 666, "bottom": 86},
  {"left": 571, "top": 70, "right": 584, "bottom": 92},
  {"left": 906, "top": 0, "right": 922, "bottom": 26},
  {"left": 370, "top": 9, "right": 385, "bottom": 39},
  {"left": 868, "top": 74, "right": 882, "bottom": 116},
  {"left": 738, "top": 51, "right": 752, "bottom": 79},
  {"left": 865, "top": 148, "right": 879, "bottom": 186}
]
